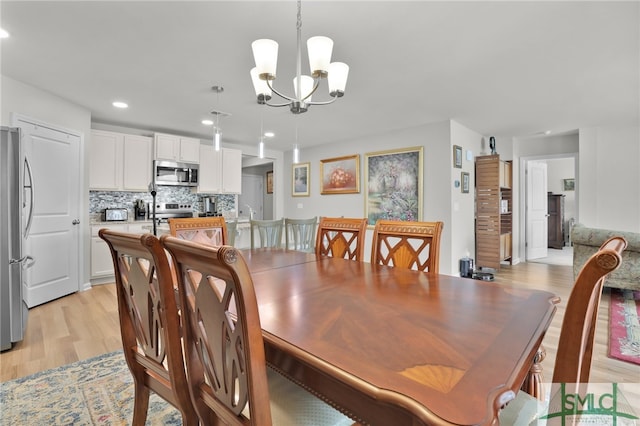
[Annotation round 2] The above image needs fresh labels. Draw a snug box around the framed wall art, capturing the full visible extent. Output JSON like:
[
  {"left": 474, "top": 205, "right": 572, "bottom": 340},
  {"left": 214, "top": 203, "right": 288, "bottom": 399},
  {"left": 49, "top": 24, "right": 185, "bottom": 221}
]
[
  {"left": 364, "top": 146, "right": 423, "bottom": 225},
  {"left": 563, "top": 178, "right": 575, "bottom": 191},
  {"left": 453, "top": 145, "right": 463, "bottom": 168},
  {"left": 320, "top": 154, "right": 360, "bottom": 194},
  {"left": 461, "top": 172, "right": 470, "bottom": 193},
  {"left": 292, "top": 162, "right": 310, "bottom": 197},
  {"left": 266, "top": 171, "right": 273, "bottom": 194}
]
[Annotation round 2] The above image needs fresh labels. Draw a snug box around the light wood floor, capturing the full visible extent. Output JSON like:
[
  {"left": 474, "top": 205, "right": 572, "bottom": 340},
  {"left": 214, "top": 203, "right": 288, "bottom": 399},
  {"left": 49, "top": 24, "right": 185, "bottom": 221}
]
[{"left": 2, "top": 262, "right": 639, "bottom": 388}]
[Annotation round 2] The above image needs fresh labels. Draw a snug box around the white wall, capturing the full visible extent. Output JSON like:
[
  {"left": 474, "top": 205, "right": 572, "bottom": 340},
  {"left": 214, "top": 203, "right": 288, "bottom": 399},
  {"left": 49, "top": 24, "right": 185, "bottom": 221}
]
[
  {"left": 579, "top": 126, "right": 640, "bottom": 232},
  {"left": 282, "top": 120, "right": 466, "bottom": 274},
  {"left": 450, "top": 121, "right": 484, "bottom": 273},
  {"left": 1, "top": 74, "right": 93, "bottom": 288}
]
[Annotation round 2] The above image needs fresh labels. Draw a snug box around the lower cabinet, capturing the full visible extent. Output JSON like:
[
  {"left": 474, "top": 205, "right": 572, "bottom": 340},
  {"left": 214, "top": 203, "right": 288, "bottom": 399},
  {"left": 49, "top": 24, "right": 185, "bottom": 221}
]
[{"left": 91, "top": 223, "right": 147, "bottom": 281}]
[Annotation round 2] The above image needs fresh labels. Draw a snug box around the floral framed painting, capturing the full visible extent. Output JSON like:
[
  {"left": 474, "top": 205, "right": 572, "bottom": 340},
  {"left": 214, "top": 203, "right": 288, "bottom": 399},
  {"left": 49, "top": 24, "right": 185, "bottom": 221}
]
[
  {"left": 292, "top": 162, "right": 310, "bottom": 197},
  {"left": 364, "top": 147, "right": 423, "bottom": 225},
  {"left": 320, "top": 154, "right": 360, "bottom": 194}
]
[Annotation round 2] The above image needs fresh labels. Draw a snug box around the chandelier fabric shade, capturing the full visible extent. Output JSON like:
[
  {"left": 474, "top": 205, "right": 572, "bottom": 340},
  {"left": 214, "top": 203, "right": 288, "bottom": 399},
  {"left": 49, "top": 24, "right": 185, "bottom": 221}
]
[{"left": 250, "top": 0, "right": 349, "bottom": 114}]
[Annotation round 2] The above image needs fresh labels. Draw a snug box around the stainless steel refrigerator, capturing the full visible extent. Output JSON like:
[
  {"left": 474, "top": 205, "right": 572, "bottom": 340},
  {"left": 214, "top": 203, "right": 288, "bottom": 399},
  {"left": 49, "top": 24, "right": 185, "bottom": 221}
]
[{"left": 1, "top": 126, "right": 35, "bottom": 351}]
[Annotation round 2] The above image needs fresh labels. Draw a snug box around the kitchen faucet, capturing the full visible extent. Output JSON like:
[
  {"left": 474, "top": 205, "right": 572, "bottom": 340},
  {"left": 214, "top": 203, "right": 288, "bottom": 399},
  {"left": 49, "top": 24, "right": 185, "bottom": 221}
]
[{"left": 245, "top": 204, "right": 255, "bottom": 220}]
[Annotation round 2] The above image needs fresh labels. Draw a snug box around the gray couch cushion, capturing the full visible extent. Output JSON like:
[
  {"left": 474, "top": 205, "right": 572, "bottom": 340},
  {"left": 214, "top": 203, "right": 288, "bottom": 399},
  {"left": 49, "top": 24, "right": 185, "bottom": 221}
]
[{"left": 571, "top": 223, "right": 640, "bottom": 290}]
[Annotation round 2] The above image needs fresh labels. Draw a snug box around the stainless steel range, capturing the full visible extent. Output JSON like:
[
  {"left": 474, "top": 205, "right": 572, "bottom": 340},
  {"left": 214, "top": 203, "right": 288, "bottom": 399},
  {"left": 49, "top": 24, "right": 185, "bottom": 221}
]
[{"left": 147, "top": 202, "right": 193, "bottom": 223}]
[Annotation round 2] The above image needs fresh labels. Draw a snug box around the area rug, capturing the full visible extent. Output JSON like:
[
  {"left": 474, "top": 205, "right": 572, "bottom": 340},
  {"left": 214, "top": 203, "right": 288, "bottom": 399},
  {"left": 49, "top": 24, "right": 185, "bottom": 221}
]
[
  {"left": 0, "top": 350, "right": 181, "bottom": 425},
  {"left": 608, "top": 289, "right": 640, "bottom": 365}
]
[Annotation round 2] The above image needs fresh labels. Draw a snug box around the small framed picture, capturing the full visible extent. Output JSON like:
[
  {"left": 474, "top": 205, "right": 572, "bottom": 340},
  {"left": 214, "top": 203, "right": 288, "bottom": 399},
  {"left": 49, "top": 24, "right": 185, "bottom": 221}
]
[
  {"left": 266, "top": 171, "right": 273, "bottom": 194},
  {"left": 320, "top": 154, "right": 360, "bottom": 194},
  {"left": 292, "top": 162, "right": 310, "bottom": 197},
  {"left": 453, "top": 145, "right": 463, "bottom": 168},
  {"left": 563, "top": 178, "right": 575, "bottom": 191},
  {"left": 461, "top": 171, "right": 470, "bottom": 193}
]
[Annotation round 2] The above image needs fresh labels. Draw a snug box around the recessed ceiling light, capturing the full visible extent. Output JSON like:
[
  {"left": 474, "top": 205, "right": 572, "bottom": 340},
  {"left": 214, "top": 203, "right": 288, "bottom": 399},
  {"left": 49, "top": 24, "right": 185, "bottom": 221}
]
[
  {"left": 202, "top": 119, "right": 214, "bottom": 126},
  {"left": 264, "top": 131, "right": 275, "bottom": 138},
  {"left": 544, "top": 130, "right": 551, "bottom": 135},
  {"left": 0, "top": 28, "right": 9, "bottom": 39},
  {"left": 112, "top": 101, "right": 128, "bottom": 109}
]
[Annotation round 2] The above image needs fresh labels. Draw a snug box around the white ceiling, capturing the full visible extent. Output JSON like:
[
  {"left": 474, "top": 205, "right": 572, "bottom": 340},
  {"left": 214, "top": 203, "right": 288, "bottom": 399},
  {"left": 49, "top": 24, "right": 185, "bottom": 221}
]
[{"left": 1, "top": 1, "right": 638, "bottom": 151}]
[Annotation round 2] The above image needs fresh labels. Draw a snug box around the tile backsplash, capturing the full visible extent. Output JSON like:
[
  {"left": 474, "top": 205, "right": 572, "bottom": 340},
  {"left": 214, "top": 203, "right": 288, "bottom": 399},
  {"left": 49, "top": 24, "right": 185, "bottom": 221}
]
[{"left": 90, "top": 187, "right": 237, "bottom": 220}]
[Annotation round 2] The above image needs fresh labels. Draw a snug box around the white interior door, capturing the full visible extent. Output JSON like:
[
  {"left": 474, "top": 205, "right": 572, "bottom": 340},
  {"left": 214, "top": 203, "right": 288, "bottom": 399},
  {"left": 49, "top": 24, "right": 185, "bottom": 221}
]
[
  {"left": 16, "top": 117, "right": 81, "bottom": 307},
  {"left": 526, "top": 161, "right": 548, "bottom": 260},
  {"left": 238, "top": 174, "right": 264, "bottom": 220}
]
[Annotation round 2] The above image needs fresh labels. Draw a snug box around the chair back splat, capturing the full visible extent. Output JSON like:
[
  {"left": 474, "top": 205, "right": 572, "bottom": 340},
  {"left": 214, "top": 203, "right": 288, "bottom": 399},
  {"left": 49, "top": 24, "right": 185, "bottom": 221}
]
[
  {"left": 168, "top": 217, "right": 229, "bottom": 246},
  {"left": 161, "top": 236, "right": 354, "bottom": 425},
  {"left": 315, "top": 217, "right": 368, "bottom": 261},
  {"left": 98, "top": 229, "right": 198, "bottom": 426},
  {"left": 250, "top": 218, "right": 284, "bottom": 249},
  {"left": 370, "top": 220, "right": 444, "bottom": 273},
  {"left": 285, "top": 217, "right": 318, "bottom": 252}
]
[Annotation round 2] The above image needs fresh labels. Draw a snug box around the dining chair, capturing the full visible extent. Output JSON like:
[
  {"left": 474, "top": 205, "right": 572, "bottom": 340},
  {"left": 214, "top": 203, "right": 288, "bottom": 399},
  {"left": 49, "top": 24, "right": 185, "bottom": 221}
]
[
  {"left": 499, "top": 235, "right": 627, "bottom": 424},
  {"left": 168, "top": 216, "right": 229, "bottom": 246},
  {"left": 98, "top": 229, "right": 198, "bottom": 426},
  {"left": 370, "top": 219, "right": 444, "bottom": 273},
  {"left": 315, "top": 217, "right": 368, "bottom": 261},
  {"left": 285, "top": 217, "right": 318, "bottom": 252},
  {"left": 226, "top": 219, "right": 238, "bottom": 246},
  {"left": 250, "top": 218, "right": 284, "bottom": 249},
  {"left": 160, "top": 236, "right": 354, "bottom": 426}
]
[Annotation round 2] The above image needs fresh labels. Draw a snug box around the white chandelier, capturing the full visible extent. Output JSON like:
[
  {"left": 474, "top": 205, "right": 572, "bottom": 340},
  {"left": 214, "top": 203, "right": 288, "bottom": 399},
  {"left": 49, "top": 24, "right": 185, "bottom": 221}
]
[{"left": 250, "top": 0, "right": 349, "bottom": 114}]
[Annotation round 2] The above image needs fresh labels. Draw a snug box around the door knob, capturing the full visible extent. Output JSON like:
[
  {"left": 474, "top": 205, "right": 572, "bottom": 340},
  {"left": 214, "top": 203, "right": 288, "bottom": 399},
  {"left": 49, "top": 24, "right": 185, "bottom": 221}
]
[{"left": 72, "top": 219, "right": 80, "bottom": 225}]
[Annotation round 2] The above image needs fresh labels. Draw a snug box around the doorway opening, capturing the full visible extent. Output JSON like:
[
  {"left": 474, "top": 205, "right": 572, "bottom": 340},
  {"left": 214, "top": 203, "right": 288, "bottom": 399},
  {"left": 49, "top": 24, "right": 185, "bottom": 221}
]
[
  {"left": 520, "top": 153, "right": 578, "bottom": 265},
  {"left": 238, "top": 158, "right": 274, "bottom": 221}
]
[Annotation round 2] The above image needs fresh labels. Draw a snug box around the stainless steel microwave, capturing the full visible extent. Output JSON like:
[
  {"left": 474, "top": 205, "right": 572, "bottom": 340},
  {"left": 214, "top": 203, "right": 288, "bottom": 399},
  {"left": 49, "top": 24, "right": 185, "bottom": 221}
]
[{"left": 153, "top": 160, "right": 199, "bottom": 187}]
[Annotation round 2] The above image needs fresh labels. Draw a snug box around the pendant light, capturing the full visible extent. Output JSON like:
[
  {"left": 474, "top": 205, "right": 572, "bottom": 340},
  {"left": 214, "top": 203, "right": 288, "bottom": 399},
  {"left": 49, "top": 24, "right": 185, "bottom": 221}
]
[
  {"left": 250, "top": 0, "right": 349, "bottom": 114},
  {"left": 259, "top": 113, "right": 265, "bottom": 159},
  {"left": 212, "top": 86, "right": 223, "bottom": 151}
]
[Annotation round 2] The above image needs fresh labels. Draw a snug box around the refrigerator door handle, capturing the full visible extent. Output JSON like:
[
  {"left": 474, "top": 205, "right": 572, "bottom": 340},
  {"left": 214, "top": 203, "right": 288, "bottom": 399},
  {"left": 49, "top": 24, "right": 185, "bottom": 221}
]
[{"left": 23, "top": 157, "right": 35, "bottom": 239}]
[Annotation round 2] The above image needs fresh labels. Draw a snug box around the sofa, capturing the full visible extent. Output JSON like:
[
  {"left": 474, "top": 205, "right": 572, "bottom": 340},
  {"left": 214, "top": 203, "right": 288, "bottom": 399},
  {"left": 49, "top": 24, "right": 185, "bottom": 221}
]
[{"left": 571, "top": 223, "right": 640, "bottom": 290}]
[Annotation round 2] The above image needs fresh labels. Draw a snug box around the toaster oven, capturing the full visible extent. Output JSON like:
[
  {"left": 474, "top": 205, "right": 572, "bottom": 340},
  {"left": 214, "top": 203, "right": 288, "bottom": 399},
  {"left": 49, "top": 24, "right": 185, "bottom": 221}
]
[{"left": 103, "top": 208, "right": 128, "bottom": 222}]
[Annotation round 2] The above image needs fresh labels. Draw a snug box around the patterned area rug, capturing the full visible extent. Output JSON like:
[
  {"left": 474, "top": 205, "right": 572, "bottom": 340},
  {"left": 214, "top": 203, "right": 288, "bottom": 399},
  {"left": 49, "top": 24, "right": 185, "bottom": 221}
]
[
  {"left": 0, "top": 350, "right": 181, "bottom": 425},
  {"left": 609, "top": 289, "right": 640, "bottom": 365}
]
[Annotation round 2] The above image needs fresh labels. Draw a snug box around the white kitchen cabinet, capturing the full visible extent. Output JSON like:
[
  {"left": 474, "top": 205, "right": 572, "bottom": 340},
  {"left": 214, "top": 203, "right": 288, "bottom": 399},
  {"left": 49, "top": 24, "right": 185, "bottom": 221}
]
[
  {"left": 90, "top": 224, "right": 127, "bottom": 279},
  {"left": 89, "top": 130, "right": 152, "bottom": 191},
  {"left": 222, "top": 148, "right": 242, "bottom": 193},
  {"left": 154, "top": 133, "right": 200, "bottom": 163},
  {"left": 197, "top": 145, "right": 242, "bottom": 194},
  {"left": 89, "top": 130, "right": 122, "bottom": 190},
  {"left": 123, "top": 135, "right": 153, "bottom": 191},
  {"left": 90, "top": 222, "right": 151, "bottom": 280}
]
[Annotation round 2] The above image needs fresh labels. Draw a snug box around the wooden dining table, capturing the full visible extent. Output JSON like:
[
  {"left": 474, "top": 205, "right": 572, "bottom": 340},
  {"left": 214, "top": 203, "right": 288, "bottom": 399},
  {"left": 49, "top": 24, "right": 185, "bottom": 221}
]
[{"left": 239, "top": 248, "right": 559, "bottom": 426}]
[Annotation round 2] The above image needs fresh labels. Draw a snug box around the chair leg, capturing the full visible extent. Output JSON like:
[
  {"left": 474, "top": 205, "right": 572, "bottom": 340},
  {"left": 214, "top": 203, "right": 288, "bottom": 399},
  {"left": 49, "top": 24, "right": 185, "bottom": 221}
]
[
  {"left": 131, "top": 380, "right": 150, "bottom": 426},
  {"left": 521, "top": 345, "right": 546, "bottom": 400},
  {"left": 180, "top": 404, "right": 200, "bottom": 426}
]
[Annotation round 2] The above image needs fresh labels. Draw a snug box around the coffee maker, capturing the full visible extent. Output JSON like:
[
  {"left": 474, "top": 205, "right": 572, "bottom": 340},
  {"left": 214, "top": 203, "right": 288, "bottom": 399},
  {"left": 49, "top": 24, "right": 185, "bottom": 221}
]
[
  {"left": 134, "top": 199, "right": 146, "bottom": 220},
  {"left": 203, "top": 196, "right": 218, "bottom": 216}
]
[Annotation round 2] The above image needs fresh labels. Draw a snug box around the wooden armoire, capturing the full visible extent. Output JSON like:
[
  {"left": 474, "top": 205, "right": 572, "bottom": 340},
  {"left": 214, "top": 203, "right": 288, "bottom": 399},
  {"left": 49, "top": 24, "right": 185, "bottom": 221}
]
[
  {"left": 547, "top": 193, "right": 565, "bottom": 249},
  {"left": 475, "top": 155, "right": 512, "bottom": 270}
]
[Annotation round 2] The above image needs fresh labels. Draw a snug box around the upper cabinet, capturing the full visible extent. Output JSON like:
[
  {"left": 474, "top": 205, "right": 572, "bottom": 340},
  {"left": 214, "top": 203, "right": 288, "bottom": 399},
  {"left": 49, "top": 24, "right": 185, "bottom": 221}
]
[
  {"left": 198, "top": 145, "right": 242, "bottom": 194},
  {"left": 90, "top": 130, "right": 152, "bottom": 191},
  {"left": 154, "top": 133, "right": 200, "bottom": 163}
]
